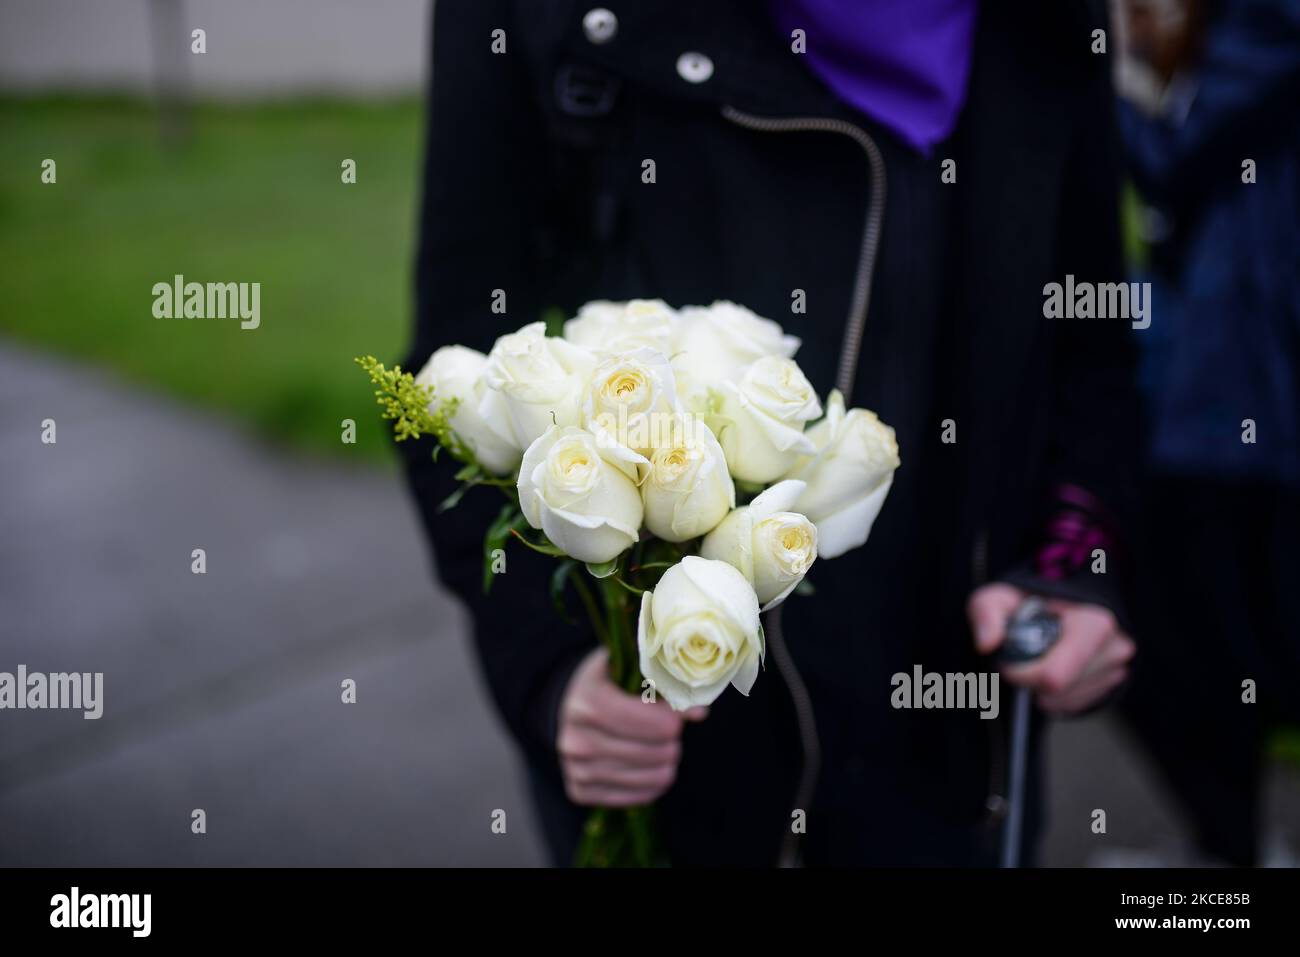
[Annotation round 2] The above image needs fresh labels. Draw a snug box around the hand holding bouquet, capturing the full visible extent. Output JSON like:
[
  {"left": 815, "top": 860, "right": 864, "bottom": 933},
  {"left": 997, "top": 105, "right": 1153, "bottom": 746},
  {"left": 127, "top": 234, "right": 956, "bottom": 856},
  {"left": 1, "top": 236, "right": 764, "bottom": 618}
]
[{"left": 358, "top": 299, "right": 899, "bottom": 865}]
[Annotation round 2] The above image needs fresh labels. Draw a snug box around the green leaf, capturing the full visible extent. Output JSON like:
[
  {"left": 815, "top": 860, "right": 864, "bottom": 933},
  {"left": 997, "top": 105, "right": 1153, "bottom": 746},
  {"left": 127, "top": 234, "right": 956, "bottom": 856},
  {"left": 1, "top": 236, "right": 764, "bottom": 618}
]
[
  {"left": 441, "top": 464, "right": 513, "bottom": 514},
  {"left": 793, "top": 578, "right": 816, "bottom": 598},
  {"left": 541, "top": 305, "right": 567, "bottom": 338},
  {"left": 628, "top": 540, "right": 684, "bottom": 591},
  {"left": 585, "top": 558, "right": 620, "bottom": 579},
  {"left": 639, "top": 538, "right": 685, "bottom": 565},
  {"left": 482, "top": 503, "right": 525, "bottom": 594},
  {"left": 438, "top": 483, "right": 469, "bottom": 514}
]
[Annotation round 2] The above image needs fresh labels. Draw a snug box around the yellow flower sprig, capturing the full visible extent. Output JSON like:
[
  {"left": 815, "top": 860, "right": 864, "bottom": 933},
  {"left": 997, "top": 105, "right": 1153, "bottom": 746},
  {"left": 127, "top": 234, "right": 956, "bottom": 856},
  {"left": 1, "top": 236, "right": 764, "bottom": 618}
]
[{"left": 354, "top": 355, "right": 468, "bottom": 458}]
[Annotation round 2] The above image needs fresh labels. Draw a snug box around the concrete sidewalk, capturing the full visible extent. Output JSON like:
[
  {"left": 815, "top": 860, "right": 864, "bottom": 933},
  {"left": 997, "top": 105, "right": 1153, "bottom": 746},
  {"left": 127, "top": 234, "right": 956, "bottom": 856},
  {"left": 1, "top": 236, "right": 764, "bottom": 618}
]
[
  {"left": 1, "top": 342, "right": 1295, "bottom": 867},
  {"left": 0, "top": 342, "right": 543, "bottom": 866}
]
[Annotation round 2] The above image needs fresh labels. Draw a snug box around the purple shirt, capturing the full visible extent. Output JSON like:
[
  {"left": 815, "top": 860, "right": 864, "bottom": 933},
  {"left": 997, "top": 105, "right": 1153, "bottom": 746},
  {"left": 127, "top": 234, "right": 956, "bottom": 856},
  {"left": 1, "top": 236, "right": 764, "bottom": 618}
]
[{"left": 770, "top": 0, "right": 978, "bottom": 153}]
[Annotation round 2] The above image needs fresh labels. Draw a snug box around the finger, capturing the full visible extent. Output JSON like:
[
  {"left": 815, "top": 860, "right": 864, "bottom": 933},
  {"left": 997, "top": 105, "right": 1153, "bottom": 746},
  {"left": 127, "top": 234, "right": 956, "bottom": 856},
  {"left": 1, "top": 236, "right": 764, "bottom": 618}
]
[
  {"left": 581, "top": 681, "right": 685, "bottom": 742},
  {"left": 1037, "top": 664, "right": 1128, "bottom": 714},
  {"left": 1054, "top": 628, "right": 1134, "bottom": 685},
  {"left": 577, "top": 645, "right": 610, "bottom": 678},
  {"left": 558, "top": 725, "right": 681, "bottom": 767},
  {"left": 1105, "top": 633, "right": 1137, "bottom": 668},
  {"left": 562, "top": 646, "right": 612, "bottom": 702},
  {"left": 967, "top": 583, "right": 1025, "bottom": 654},
  {"left": 1037, "top": 606, "right": 1116, "bottom": 693},
  {"left": 682, "top": 706, "right": 710, "bottom": 722},
  {"left": 1002, "top": 631, "right": 1124, "bottom": 692},
  {"left": 1018, "top": 630, "right": 1119, "bottom": 690},
  {"left": 566, "top": 784, "right": 669, "bottom": 808},
  {"left": 565, "top": 759, "right": 677, "bottom": 792},
  {"left": 1004, "top": 607, "right": 1112, "bottom": 695}
]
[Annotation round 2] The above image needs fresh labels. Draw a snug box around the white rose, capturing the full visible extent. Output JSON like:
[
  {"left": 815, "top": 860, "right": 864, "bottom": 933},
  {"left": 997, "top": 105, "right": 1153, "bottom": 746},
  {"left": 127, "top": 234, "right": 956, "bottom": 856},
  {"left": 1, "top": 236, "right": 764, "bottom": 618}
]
[
  {"left": 641, "top": 414, "right": 734, "bottom": 543},
  {"left": 484, "top": 322, "right": 596, "bottom": 450},
  {"left": 671, "top": 301, "right": 801, "bottom": 399},
  {"left": 582, "top": 348, "right": 680, "bottom": 462},
  {"left": 517, "top": 426, "right": 643, "bottom": 564},
  {"left": 415, "top": 345, "right": 521, "bottom": 476},
  {"left": 700, "top": 480, "right": 817, "bottom": 610},
  {"left": 563, "top": 299, "right": 677, "bottom": 356},
  {"left": 785, "top": 390, "right": 900, "bottom": 559},
  {"left": 712, "top": 355, "right": 822, "bottom": 484},
  {"left": 637, "top": 556, "right": 763, "bottom": 711}
]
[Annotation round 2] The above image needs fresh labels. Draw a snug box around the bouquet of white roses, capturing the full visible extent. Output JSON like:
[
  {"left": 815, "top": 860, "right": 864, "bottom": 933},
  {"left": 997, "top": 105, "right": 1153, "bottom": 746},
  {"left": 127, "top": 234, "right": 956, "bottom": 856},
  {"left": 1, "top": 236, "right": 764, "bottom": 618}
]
[{"left": 358, "top": 299, "right": 899, "bottom": 866}]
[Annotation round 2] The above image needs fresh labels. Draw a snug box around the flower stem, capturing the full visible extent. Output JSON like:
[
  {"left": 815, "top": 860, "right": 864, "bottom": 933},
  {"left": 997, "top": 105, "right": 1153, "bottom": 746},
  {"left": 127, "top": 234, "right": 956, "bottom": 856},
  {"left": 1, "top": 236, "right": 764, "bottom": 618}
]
[
  {"left": 568, "top": 570, "right": 606, "bottom": 646},
  {"left": 570, "top": 574, "right": 660, "bottom": 867}
]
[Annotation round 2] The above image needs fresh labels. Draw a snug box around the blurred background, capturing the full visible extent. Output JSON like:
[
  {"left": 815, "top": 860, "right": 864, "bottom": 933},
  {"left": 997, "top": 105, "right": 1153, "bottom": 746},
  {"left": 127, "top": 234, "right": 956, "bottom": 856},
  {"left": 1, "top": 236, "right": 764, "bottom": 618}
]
[{"left": 0, "top": 0, "right": 1296, "bottom": 866}]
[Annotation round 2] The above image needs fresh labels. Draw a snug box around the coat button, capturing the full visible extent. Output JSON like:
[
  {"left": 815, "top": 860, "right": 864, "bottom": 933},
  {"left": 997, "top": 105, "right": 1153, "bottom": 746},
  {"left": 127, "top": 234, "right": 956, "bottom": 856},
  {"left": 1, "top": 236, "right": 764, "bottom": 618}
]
[
  {"left": 675, "top": 51, "right": 714, "bottom": 84},
  {"left": 582, "top": 8, "right": 618, "bottom": 44}
]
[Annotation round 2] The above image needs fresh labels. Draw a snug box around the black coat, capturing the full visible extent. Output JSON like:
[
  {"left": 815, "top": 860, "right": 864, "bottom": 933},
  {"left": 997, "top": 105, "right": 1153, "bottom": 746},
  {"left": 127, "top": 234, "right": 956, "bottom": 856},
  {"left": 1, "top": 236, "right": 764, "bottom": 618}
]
[{"left": 401, "top": 0, "right": 1140, "bottom": 866}]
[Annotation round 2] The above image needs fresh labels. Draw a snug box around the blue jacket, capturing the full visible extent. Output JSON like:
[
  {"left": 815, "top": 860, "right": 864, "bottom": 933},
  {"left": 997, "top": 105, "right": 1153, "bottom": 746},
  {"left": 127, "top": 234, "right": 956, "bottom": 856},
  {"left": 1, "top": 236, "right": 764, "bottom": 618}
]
[{"left": 1120, "top": 0, "right": 1300, "bottom": 485}]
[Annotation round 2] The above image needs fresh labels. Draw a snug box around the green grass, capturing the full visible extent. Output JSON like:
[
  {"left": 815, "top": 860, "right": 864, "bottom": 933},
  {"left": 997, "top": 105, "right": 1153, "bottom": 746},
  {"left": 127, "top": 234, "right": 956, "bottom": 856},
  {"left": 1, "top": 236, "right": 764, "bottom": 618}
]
[
  {"left": 1270, "top": 728, "right": 1300, "bottom": 768},
  {"left": 0, "top": 96, "right": 422, "bottom": 462}
]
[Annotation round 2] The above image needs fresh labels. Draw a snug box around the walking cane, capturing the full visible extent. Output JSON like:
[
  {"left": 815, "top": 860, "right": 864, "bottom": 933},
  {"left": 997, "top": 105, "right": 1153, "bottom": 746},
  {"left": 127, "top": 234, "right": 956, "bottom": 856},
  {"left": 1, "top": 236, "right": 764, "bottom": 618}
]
[{"left": 998, "top": 596, "right": 1061, "bottom": 868}]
